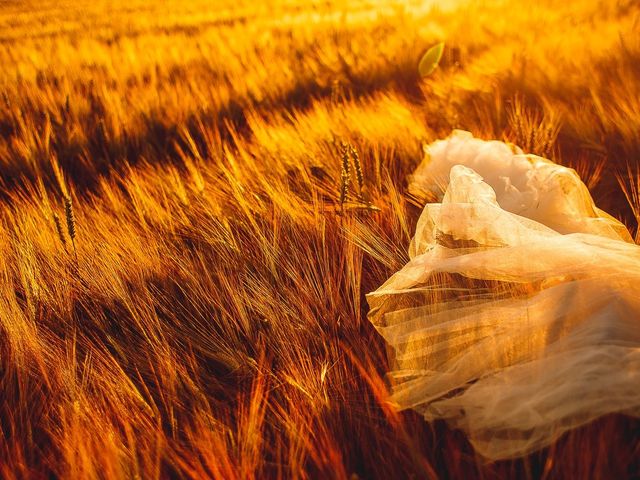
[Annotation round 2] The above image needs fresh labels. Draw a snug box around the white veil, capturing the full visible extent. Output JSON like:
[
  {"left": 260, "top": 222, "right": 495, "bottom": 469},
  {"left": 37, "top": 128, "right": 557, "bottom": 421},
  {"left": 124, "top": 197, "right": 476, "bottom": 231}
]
[{"left": 367, "top": 130, "right": 640, "bottom": 460}]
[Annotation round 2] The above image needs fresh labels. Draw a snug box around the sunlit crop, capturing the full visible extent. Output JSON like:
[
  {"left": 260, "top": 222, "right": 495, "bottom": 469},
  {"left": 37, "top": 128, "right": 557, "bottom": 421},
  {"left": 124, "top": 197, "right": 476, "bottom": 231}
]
[{"left": 0, "top": 0, "right": 638, "bottom": 478}]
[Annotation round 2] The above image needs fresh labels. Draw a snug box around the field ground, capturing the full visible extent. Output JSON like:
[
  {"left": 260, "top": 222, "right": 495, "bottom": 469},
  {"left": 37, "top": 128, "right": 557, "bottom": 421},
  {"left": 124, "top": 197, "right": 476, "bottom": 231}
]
[{"left": 0, "top": 0, "right": 639, "bottom": 478}]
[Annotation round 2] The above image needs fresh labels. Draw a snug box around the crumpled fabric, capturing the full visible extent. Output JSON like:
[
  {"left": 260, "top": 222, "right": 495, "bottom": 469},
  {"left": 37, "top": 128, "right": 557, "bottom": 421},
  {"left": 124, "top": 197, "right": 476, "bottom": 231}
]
[{"left": 367, "top": 130, "right": 640, "bottom": 460}]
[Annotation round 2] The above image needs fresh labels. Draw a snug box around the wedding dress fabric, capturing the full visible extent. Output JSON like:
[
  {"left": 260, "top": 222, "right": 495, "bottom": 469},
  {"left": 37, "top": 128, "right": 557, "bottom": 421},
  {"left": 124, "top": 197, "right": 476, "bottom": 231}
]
[{"left": 367, "top": 130, "right": 640, "bottom": 460}]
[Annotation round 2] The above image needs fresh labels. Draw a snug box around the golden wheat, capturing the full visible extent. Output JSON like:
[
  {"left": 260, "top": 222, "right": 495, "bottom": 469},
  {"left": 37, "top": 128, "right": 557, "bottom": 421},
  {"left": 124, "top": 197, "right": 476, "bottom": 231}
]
[{"left": 0, "top": 0, "right": 638, "bottom": 479}]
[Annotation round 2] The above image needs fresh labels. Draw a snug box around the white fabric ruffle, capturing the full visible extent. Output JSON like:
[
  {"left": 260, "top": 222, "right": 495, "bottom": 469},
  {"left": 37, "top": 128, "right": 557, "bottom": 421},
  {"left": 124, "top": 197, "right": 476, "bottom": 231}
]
[{"left": 367, "top": 130, "right": 640, "bottom": 460}]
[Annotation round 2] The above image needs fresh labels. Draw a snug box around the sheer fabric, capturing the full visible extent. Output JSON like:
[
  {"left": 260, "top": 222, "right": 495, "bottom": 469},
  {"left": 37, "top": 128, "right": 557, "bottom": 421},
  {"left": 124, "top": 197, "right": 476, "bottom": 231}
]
[{"left": 367, "top": 130, "right": 640, "bottom": 460}]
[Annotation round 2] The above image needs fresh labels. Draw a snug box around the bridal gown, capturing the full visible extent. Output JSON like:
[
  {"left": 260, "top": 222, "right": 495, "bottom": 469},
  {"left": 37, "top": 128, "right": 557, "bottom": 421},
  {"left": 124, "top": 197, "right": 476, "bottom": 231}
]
[{"left": 367, "top": 130, "right": 640, "bottom": 460}]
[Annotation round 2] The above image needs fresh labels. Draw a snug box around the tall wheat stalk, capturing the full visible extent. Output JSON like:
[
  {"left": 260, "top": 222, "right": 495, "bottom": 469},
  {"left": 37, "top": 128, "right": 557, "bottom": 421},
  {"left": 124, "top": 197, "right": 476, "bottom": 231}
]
[
  {"left": 339, "top": 141, "right": 351, "bottom": 213},
  {"left": 53, "top": 212, "right": 68, "bottom": 253},
  {"left": 64, "top": 196, "right": 77, "bottom": 260}
]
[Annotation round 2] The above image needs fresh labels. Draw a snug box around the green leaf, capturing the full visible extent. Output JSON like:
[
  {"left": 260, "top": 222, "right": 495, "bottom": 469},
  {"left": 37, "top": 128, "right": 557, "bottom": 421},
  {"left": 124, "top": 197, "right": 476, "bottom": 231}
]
[{"left": 418, "top": 42, "right": 445, "bottom": 77}]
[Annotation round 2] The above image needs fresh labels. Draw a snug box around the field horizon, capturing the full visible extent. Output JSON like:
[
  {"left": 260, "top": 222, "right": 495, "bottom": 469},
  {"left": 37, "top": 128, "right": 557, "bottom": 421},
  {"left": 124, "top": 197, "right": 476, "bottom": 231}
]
[{"left": 0, "top": 0, "right": 639, "bottom": 478}]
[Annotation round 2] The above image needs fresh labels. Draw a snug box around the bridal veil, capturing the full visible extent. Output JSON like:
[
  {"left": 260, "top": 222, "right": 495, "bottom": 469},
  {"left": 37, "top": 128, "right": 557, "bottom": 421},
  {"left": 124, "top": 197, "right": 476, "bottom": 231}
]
[{"left": 367, "top": 130, "right": 640, "bottom": 460}]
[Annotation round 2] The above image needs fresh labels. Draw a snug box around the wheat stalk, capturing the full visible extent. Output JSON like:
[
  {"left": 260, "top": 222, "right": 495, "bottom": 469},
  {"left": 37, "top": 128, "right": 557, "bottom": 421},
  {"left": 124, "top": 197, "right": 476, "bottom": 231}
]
[
  {"left": 51, "top": 157, "right": 69, "bottom": 199},
  {"left": 53, "top": 212, "right": 68, "bottom": 252},
  {"left": 64, "top": 196, "right": 77, "bottom": 259},
  {"left": 338, "top": 141, "right": 351, "bottom": 212},
  {"left": 349, "top": 143, "right": 364, "bottom": 200}
]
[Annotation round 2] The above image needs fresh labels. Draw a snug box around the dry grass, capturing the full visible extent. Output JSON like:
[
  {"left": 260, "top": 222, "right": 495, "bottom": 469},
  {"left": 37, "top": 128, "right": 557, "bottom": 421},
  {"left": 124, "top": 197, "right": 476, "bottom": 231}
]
[{"left": 0, "top": 0, "right": 639, "bottom": 478}]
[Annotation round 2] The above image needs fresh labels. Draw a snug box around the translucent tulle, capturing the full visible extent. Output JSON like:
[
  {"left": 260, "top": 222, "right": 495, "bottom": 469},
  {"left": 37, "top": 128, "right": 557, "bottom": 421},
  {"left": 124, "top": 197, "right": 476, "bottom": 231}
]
[{"left": 367, "top": 130, "right": 640, "bottom": 460}]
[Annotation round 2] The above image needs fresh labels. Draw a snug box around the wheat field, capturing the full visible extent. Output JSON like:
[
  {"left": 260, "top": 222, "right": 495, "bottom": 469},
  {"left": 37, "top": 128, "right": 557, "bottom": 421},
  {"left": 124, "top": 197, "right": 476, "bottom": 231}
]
[{"left": 0, "top": 0, "right": 639, "bottom": 478}]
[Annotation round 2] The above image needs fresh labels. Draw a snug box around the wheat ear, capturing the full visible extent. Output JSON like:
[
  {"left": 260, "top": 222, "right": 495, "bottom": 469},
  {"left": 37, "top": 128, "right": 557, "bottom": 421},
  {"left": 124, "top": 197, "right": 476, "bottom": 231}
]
[
  {"left": 64, "top": 196, "right": 77, "bottom": 259},
  {"left": 349, "top": 144, "right": 364, "bottom": 200},
  {"left": 53, "top": 213, "right": 68, "bottom": 252},
  {"left": 339, "top": 141, "right": 351, "bottom": 212}
]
